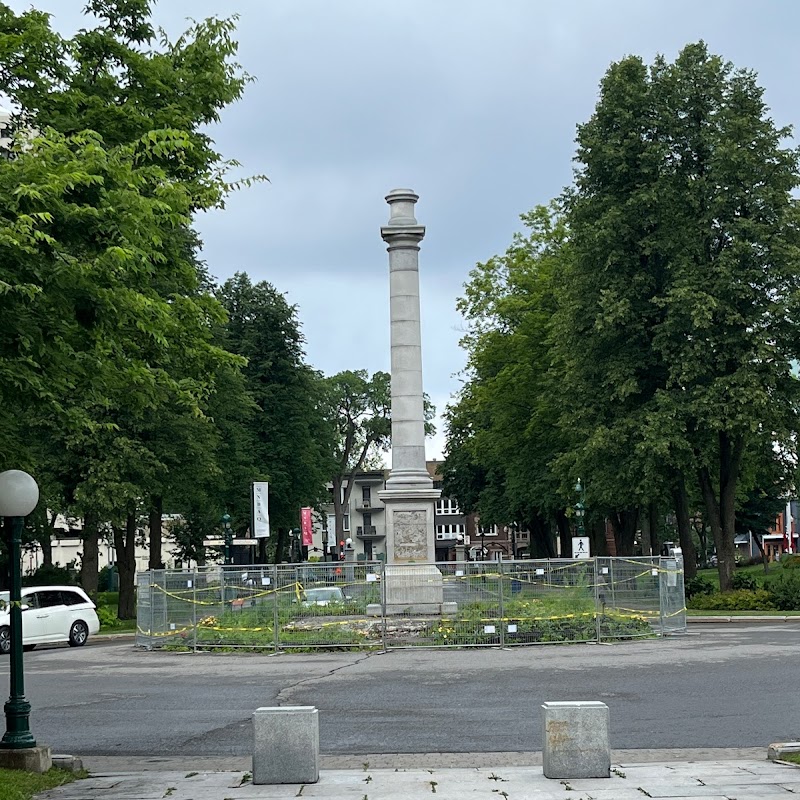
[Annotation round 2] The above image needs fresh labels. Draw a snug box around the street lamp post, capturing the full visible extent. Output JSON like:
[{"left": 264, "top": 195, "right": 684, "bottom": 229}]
[
  {"left": 221, "top": 513, "right": 233, "bottom": 565},
  {"left": 575, "top": 479, "right": 586, "bottom": 538},
  {"left": 0, "top": 470, "right": 40, "bottom": 750}
]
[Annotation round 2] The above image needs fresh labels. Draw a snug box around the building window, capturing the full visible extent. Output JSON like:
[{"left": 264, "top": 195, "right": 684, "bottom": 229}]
[
  {"left": 477, "top": 524, "right": 496, "bottom": 536},
  {"left": 362, "top": 486, "right": 371, "bottom": 504},
  {"left": 363, "top": 513, "right": 372, "bottom": 528},
  {"left": 435, "top": 498, "right": 460, "bottom": 515},
  {"left": 343, "top": 514, "right": 350, "bottom": 532},
  {"left": 435, "top": 524, "right": 464, "bottom": 539}
]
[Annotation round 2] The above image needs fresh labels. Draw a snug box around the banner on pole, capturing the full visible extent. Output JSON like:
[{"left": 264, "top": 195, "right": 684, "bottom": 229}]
[
  {"left": 300, "top": 507, "right": 313, "bottom": 546},
  {"left": 252, "top": 482, "right": 270, "bottom": 538}
]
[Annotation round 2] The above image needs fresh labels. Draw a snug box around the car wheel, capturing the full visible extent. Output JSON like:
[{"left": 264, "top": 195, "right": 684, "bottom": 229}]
[
  {"left": 69, "top": 620, "right": 89, "bottom": 647},
  {"left": 23, "top": 644, "right": 36, "bottom": 652},
  {"left": 0, "top": 627, "right": 10, "bottom": 655}
]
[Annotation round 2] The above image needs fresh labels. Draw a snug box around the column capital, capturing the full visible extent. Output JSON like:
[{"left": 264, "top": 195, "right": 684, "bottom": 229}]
[{"left": 382, "top": 188, "right": 425, "bottom": 246}]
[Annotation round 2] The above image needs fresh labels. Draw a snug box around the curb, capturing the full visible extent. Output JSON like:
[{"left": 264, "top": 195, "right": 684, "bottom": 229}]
[
  {"left": 687, "top": 615, "right": 800, "bottom": 623},
  {"left": 80, "top": 747, "right": 770, "bottom": 773}
]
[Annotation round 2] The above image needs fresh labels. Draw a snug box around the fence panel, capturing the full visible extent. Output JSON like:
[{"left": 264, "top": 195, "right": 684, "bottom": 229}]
[
  {"left": 500, "top": 559, "right": 601, "bottom": 645},
  {"left": 660, "top": 556, "right": 687, "bottom": 634},
  {"left": 381, "top": 561, "right": 505, "bottom": 648},
  {"left": 275, "top": 561, "right": 384, "bottom": 650},
  {"left": 136, "top": 556, "right": 685, "bottom": 651},
  {"left": 595, "top": 557, "right": 664, "bottom": 641}
]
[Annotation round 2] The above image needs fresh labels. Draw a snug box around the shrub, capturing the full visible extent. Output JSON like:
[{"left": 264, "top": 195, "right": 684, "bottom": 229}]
[
  {"left": 687, "top": 589, "right": 775, "bottom": 611},
  {"left": 685, "top": 576, "right": 714, "bottom": 599},
  {"left": 767, "top": 572, "right": 800, "bottom": 610},
  {"left": 96, "top": 606, "right": 123, "bottom": 629},
  {"left": 781, "top": 554, "right": 800, "bottom": 571},
  {"left": 98, "top": 565, "right": 118, "bottom": 592},
  {"left": 730, "top": 572, "right": 758, "bottom": 591},
  {"left": 22, "top": 563, "right": 77, "bottom": 587}
]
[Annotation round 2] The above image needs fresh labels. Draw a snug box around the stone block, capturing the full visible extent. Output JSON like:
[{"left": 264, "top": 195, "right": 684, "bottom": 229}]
[
  {"left": 384, "top": 564, "right": 444, "bottom": 614},
  {"left": 769, "top": 741, "right": 800, "bottom": 761},
  {"left": 0, "top": 745, "right": 52, "bottom": 773},
  {"left": 52, "top": 753, "right": 83, "bottom": 772},
  {"left": 252, "top": 706, "right": 319, "bottom": 785},
  {"left": 542, "top": 701, "right": 610, "bottom": 779}
]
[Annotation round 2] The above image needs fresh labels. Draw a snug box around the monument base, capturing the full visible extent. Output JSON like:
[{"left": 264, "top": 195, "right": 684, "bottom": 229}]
[
  {"left": 366, "top": 565, "right": 456, "bottom": 616},
  {"left": 0, "top": 745, "right": 52, "bottom": 773}
]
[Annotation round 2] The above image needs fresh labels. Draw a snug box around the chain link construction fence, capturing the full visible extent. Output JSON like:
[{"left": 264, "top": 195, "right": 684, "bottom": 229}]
[{"left": 135, "top": 556, "right": 685, "bottom": 651}]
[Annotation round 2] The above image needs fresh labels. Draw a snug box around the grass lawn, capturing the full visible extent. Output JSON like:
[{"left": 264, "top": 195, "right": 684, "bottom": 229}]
[
  {"left": 99, "top": 618, "right": 137, "bottom": 633},
  {"left": 696, "top": 561, "right": 777, "bottom": 590},
  {"left": 0, "top": 767, "right": 85, "bottom": 800}
]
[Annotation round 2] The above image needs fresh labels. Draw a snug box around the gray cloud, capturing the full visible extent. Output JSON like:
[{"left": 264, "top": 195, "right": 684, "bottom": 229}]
[{"left": 23, "top": 0, "right": 800, "bottom": 458}]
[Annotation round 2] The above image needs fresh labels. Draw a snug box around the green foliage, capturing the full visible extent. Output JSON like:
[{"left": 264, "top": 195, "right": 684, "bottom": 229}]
[
  {"left": 767, "top": 572, "right": 800, "bottom": 611},
  {"left": 96, "top": 605, "right": 123, "bottom": 629},
  {"left": 444, "top": 41, "right": 800, "bottom": 579},
  {"left": 22, "top": 563, "right": 77, "bottom": 586},
  {"left": 442, "top": 204, "right": 568, "bottom": 553},
  {"left": 687, "top": 589, "right": 775, "bottom": 611},
  {"left": 684, "top": 576, "right": 714, "bottom": 599},
  {"left": 97, "top": 565, "right": 117, "bottom": 592},
  {"left": 781, "top": 554, "right": 800, "bottom": 571},
  {"left": 730, "top": 572, "right": 758, "bottom": 592},
  {"left": 215, "top": 273, "right": 332, "bottom": 533}
]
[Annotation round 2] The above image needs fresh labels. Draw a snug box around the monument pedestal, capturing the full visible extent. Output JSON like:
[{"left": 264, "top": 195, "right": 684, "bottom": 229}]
[{"left": 365, "top": 488, "right": 455, "bottom": 616}]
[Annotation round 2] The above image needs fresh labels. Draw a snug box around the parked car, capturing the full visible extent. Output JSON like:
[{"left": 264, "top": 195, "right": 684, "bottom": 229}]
[
  {"left": 0, "top": 585, "right": 100, "bottom": 654},
  {"left": 298, "top": 587, "right": 350, "bottom": 607}
]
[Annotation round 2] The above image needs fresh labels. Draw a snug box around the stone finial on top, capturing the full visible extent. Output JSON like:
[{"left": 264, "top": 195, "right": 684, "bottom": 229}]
[{"left": 384, "top": 188, "right": 419, "bottom": 226}]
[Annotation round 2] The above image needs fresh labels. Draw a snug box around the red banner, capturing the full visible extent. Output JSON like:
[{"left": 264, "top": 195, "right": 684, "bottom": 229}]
[{"left": 301, "top": 507, "right": 313, "bottom": 546}]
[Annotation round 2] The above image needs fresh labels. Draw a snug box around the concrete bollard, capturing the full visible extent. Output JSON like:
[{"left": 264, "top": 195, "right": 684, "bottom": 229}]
[
  {"left": 542, "top": 701, "right": 610, "bottom": 779},
  {"left": 252, "top": 706, "right": 319, "bottom": 785}
]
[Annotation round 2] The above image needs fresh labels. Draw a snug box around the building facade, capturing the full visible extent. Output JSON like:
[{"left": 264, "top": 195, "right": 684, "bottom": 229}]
[{"left": 315, "top": 462, "right": 526, "bottom": 563}]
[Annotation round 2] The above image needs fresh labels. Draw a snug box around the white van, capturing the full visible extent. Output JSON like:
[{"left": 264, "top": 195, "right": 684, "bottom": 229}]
[{"left": 0, "top": 585, "right": 100, "bottom": 653}]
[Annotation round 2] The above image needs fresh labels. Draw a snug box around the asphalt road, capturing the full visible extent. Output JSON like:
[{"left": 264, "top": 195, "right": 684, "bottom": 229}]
[{"left": 1, "top": 624, "right": 798, "bottom": 756}]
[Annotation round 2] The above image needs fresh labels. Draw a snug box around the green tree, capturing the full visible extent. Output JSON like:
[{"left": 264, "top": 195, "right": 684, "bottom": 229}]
[
  {"left": 443, "top": 205, "right": 570, "bottom": 557},
  {"left": 322, "top": 370, "right": 435, "bottom": 554},
  {"left": 0, "top": 0, "right": 257, "bottom": 602},
  {"left": 217, "top": 273, "right": 333, "bottom": 563},
  {"left": 322, "top": 371, "right": 391, "bottom": 550},
  {"left": 558, "top": 42, "right": 800, "bottom": 586}
]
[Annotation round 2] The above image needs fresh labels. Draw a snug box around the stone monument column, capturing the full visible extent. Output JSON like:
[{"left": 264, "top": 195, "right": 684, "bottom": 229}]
[
  {"left": 378, "top": 189, "right": 441, "bottom": 567},
  {"left": 366, "top": 189, "right": 453, "bottom": 617}
]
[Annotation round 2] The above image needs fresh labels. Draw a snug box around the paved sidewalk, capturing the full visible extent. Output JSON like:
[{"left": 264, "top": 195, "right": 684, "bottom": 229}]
[{"left": 39, "top": 757, "right": 796, "bottom": 800}]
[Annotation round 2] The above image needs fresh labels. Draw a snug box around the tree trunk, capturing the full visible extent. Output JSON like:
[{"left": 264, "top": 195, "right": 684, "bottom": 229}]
[
  {"left": 0, "top": 516, "right": 10, "bottom": 591},
  {"left": 529, "top": 513, "right": 555, "bottom": 558},
  {"left": 148, "top": 495, "right": 163, "bottom": 570},
  {"left": 648, "top": 502, "right": 661, "bottom": 557},
  {"left": 752, "top": 532, "right": 769, "bottom": 574},
  {"left": 257, "top": 537, "right": 267, "bottom": 564},
  {"left": 114, "top": 512, "right": 138, "bottom": 620},
  {"left": 555, "top": 509, "right": 571, "bottom": 558},
  {"left": 589, "top": 517, "right": 608, "bottom": 557},
  {"left": 610, "top": 508, "right": 639, "bottom": 555},
  {"left": 273, "top": 528, "right": 288, "bottom": 564},
  {"left": 672, "top": 474, "right": 697, "bottom": 579},
  {"left": 698, "top": 432, "right": 744, "bottom": 592},
  {"left": 38, "top": 511, "right": 56, "bottom": 568},
  {"left": 80, "top": 513, "right": 100, "bottom": 597},
  {"left": 640, "top": 509, "right": 652, "bottom": 556}
]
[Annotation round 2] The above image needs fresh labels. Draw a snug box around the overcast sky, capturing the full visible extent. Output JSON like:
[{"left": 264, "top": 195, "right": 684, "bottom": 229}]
[{"left": 20, "top": 1, "right": 800, "bottom": 460}]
